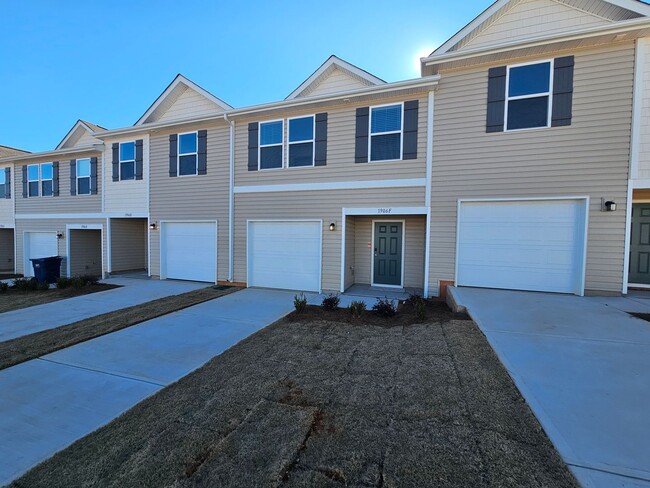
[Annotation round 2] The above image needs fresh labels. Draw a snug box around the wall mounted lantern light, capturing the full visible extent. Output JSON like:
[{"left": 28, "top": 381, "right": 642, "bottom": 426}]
[
  {"left": 602, "top": 198, "right": 617, "bottom": 212},
  {"left": 149, "top": 222, "right": 158, "bottom": 230},
  {"left": 329, "top": 222, "right": 336, "bottom": 231}
]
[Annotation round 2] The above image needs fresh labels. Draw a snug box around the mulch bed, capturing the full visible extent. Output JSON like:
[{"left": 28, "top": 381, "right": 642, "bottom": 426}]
[
  {"left": 0, "top": 284, "right": 119, "bottom": 314},
  {"left": 11, "top": 301, "right": 578, "bottom": 488}
]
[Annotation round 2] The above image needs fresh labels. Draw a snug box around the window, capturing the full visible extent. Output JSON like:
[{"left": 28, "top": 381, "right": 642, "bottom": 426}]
[
  {"left": 178, "top": 132, "right": 197, "bottom": 176},
  {"left": 0, "top": 171, "right": 6, "bottom": 199},
  {"left": 370, "top": 104, "right": 402, "bottom": 162},
  {"left": 40, "top": 163, "right": 53, "bottom": 197},
  {"left": 259, "top": 120, "right": 283, "bottom": 170},
  {"left": 77, "top": 158, "right": 91, "bottom": 195},
  {"left": 120, "top": 141, "right": 135, "bottom": 180},
  {"left": 288, "top": 116, "right": 315, "bottom": 167},
  {"left": 506, "top": 61, "right": 552, "bottom": 131},
  {"left": 27, "top": 165, "right": 39, "bottom": 197}
]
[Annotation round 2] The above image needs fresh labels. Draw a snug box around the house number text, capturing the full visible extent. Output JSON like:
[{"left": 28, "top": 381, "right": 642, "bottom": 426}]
[{"left": 377, "top": 208, "right": 392, "bottom": 214}]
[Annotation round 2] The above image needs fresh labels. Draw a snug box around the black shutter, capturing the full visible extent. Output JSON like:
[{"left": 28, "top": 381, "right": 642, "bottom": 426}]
[
  {"left": 486, "top": 66, "right": 507, "bottom": 133},
  {"left": 4, "top": 168, "right": 10, "bottom": 199},
  {"left": 402, "top": 100, "right": 419, "bottom": 160},
  {"left": 314, "top": 113, "right": 328, "bottom": 166},
  {"left": 70, "top": 160, "right": 76, "bottom": 196},
  {"left": 355, "top": 107, "right": 369, "bottom": 163},
  {"left": 197, "top": 130, "right": 207, "bottom": 175},
  {"left": 135, "top": 139, "right": 144, "bottom": 180},
  {"left": 248, "top": 122, "right": 259, "bottom": 171},
  {"left": 169, "top": 134, "right": 178, "bottom": 177},
  {"left": 21, "top": 165, "right": 27, "bottom": 198},
  {"left": 551, "top": 56, "right": 574, "bottom": 127},
  {"left": 90, "top": 157, "right": 98, "bottom": 194},
  {"left": 52, "top": 161, "right": 59, "bottom": 197},
  {"left": 112, "top": 143, "right": 119, "bottom": 181}
]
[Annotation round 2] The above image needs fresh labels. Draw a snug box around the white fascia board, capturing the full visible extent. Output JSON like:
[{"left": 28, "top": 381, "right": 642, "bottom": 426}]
[
  {"left": 0, "top": 145, "right": 102, "bottom": 164},
  {"left": 56, "top": 120, "right": 100, "bottom": 150},
  {"left": 234, "top": 178, "right": 427, "bottom": 194}
]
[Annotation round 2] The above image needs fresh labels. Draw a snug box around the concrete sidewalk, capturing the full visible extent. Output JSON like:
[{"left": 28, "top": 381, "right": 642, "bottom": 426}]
[
  {"left": 0, "top": 288, "right": 295, "bottom": 485},
  {"left": 450, "top": 287, "right": 650, "bottom": 488},
  {"left": 0, "top": 277, "right": 204, "bottom": 342}
]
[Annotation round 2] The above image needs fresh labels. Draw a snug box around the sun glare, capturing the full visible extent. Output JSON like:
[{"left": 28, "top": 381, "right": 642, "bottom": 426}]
[{"left": 413, "top": 47, "right": 435, "bottom": 75}]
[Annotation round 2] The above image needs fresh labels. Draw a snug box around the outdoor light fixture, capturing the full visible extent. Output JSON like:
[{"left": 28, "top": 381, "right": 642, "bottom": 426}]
[
  {"left": 601, "top": 198, "right": 617, "bottom": 212},
  {"left": 56, "top": 232, "right": 64, "bottom": 239},
  {"left": 329, "top": 222, "right": 336, "bottom": 231},
  {"left": 149, "top": 222, "right": 158, "bottom": 230}
]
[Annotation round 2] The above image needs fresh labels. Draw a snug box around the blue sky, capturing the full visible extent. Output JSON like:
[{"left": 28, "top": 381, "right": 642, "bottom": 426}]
[{"left": 0, "top": 0, "right": 490, "bottom": 152}]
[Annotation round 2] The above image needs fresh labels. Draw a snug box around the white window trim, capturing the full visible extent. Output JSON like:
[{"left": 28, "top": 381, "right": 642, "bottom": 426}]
[
  {"left": 258, "top": 119, "right": 284, "bottom": 171},
  {"left": 27, "top": 164, "right": 40, "bottom": 198},
  {"left": 119, "top": 141, "right": 136, "bottom": 181},
  {"left": 177, "top": 131, "right": 198, "bottom": 177},
  {"left": 369, "top": 102, "right": 404, "bottom": 163},
  {"left": 0, "top": 170, "right": 5, "bottom": 199},
  {"left": 40, "top": 162, "right": 53, "bottom": 197},
  {"left": 76, "top": 158, "right": 92, "bottom": 196},
  {"left": 504, "top": 59, "right": 554, "bottom": 133},
  {"left": 287, "top": 115, "right": 316, "bottom": 168}
]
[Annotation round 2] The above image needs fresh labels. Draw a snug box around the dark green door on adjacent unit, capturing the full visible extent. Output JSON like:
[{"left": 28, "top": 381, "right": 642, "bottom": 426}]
[
  {"left": 373, "top": 222, "right": 403, "bottom": 286},
  {"left": 630, "top": 204, "right": 650, "bottom": 285}
]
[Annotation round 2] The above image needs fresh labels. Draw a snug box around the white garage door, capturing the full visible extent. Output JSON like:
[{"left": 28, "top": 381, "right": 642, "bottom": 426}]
[
  {"left": 248, "top": 221, "right": 321, "bottom": 292},
  {"left": 457, "top": 199, "right": 587, "bottom": 295},
  {"left": 162, "top": 222, "right": 216, "bottom": 283},
  {"left": 24, "top": 232, "right": 58, "bottom": 277}
]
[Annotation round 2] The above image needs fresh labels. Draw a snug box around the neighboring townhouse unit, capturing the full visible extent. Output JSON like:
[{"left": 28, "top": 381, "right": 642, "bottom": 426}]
[{"left": 0, "top": 145, "right": 29, "bottom": 274}]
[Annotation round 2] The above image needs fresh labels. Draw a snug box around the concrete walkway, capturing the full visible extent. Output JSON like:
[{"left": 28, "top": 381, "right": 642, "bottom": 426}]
[
  {"left": 450, "top": 287, "right": 650, "bottom": 488},
  {"left": 0, "top": 288, "right": 295, "bottom": 485},
  {"left": 0, "top": 277, "right": 205, "bottom": 342}
]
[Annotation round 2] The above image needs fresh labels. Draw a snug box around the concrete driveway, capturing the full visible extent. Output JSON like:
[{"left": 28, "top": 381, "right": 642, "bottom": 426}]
[
  {"left": 0, "top": 277, "right": 205, "bottom": 342},
  {"left": 0, "top": 288, "right": 295, "bottom": 485},
  {"left": 450, "top": 287, "right": 650, "bottom": 488}
]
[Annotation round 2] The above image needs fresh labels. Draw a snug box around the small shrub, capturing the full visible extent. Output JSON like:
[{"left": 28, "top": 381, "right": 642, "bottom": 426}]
[
  {"left": 415, "top": 297, "right": 426, "bottom": 321},
  {"left": 372, "top": 297, "right": 397, "bottom": 317},
  {"left": 79, "top": 274, "right": 99, "bottom": 286},
  {"left": 56, "top": 277, "right": 71, "bottom": 289},
  {"left": 348, "top": 300, "right": 366, "bottom": 318},
  {"left": 294, "top": 293, "right": 307, "bottom": 314},
  {"left": 0, "top": 282, "right": 8, "bottom": 293},
  {"left": 70, "top": 277, "right": 85, "bottom": 289},
  {"left": 321, "top": 294, "right": 340, "bottom": 311},
  {"left": 13, "top": 277, "right": 39, "bottom": 292},
  {"left": 37, "top": 280, "right": 50, "bottom": 291},
  {"left": 405, "top": 292, "right": 422, "bottom": 306}
]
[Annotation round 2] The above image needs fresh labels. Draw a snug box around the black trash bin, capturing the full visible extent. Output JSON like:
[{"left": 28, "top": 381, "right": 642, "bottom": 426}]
[{"left": 30, "top": 256, "right": 63, "bottom": 284}]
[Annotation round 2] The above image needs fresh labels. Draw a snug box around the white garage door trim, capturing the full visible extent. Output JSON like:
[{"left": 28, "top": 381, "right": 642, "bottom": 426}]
[
  {"left": 160, "top": 220, "right": 218, "bottom": 283},
  {"left": 66, "top": 223, "right": 104, "bottom": 279},
  {"left": 247, "top": 219, "right": 323, "bottom": 293},
  {"left": 455, "top": 196, "right": 589, "bottom": 296},
  {"left": 23, "top": 231, "right": 58, "bottom": 278}
]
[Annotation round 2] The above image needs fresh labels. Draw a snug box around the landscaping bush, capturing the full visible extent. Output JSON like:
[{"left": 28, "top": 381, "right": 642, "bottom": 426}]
[
  {"left": 0, "top": 282, "right": 8, "bottom": 293},
  {"left": 70, "top": 277, "right": 85, "bottom": 289},
  {"left": 348, "top": 300, "right": 366, "bottom": 318},
  {"left": 321, "top": 294, "right": 340, "bottom": 311},
  {"left": 415, "top": 297, "right": 426, "bottom": 321},
  {"left": 405, "top": 292, "right": 422, "bottom": 306},
  {"left": 293, "top": 293, "right": 307, "bottom": 314},
  {"left": 12, "top": 277, "right": 39, "bottom": 292},
  {"left": 372, "top": 297, "right": 397, "bottom": 317},
  {"left": 37, "top": 280, "right": 50, "bottom": 291},
  {"left": 79, "top": 274, "right": 100, "bottom": 286},
  {"left": 56, "top": 277, "right": 72, "bottom": 289}
]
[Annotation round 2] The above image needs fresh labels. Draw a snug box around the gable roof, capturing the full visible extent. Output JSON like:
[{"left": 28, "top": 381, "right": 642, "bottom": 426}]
[
  {"left": 56, "top": 119, "right": 105, "bottom": 150},
  {"left": 0, "top": 144, "right": 30, "bottom": 158},
  {"left": 431, "top": 0, "right": 650, "bottom": 56},
  {"left": 135, "top": 74, "right": 233, "bottom": 126},
  {"left": 286, "top": 55, "right": 386, "bottom": 100}
]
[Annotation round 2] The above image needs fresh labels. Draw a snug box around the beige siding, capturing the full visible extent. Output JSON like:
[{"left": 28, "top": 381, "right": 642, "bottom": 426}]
[
  {"left": 463, "top": 0, "right": 610, "bottom": 51},
  {"left": 103, "top": 136, "right": 149, "bottom": 215},
  {"left": 0, "top": 229, "right": 14, "bottom": 272},
  {"left": 149, "top": 122, "right": 229, "bottom": 280},
  {"left": 234, "top": 93, "right": 429, "bottom": 186},
  {"left": 0, "top": 164, "right": 14, "bottom": 226},
  {"left": 157, "top": 87, "right": 224, "bottom": 123},
  {"left": 352, "top": 216, "right": 425, "bottom": 288},
  {"left": 429, "top": 43, "right": 634, "bottom": 295},
  {"left": 110, "top": 218, "right": 147, "bottom": 272},
  {"left": 344, "top": 216, "right": 355, "bottom": 289},
  {"left": 75, "top": 131, "right": 100, "bottom": 148},
  {"left": 14, "top": 151, "right": 103, "bottom": 214},
  {"left": 15, "top": 218, "right": 107, "bottom": 277},
  {"left": 234, "top": 186, "right": 425, "bottom": 291},
  {"left": 303, "top": 68, "right": 373, "bottom": 98},
  {"left": 69, "top": 229, "right": 102, "bottom": 276},
  {"left": 636, "top": 38, "right": 650, "bottom": 179}
]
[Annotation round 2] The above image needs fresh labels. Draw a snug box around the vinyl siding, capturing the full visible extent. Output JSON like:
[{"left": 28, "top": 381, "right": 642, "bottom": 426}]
[
  {"left": 69, "top": 229, "right": 102, "bottom": 276},
  {"left": 0, "top": 229, "right": 14, "bottom": 272},
  {"left": 103, "top": 136, "right": 149, "bottom": 215},
  {"left": 14, "top": 151, "right": 103, "bottom": 214},
  {"left": 110, "top": 218, "right": 147, "bottom": 272},
  {"left": 636, "top": 38, "right": 650, "bottom": 179},
  {"left": 429, "top": 43, "right": 634, "bottom": 295},
  {"left": 234, "top": 186, "right": 426, "bottom": 292},
  {"left": 301, "top": 68, "right": 374, "bottom": 98},
  {"left": 74, "top": 131, "right": 100, "bottom": 148},
  {"left": 344, "top": 216, "right": 355, "bottom": 289},
  {"left": 351, "top": 216, "right": 426, "bottom": 288},
  {"left": 157, "top": 87, "right": 224, "bottom": 123},
  {"left": 0, "top": 164, "right": 13, "bottom": 226},
  {"left": 149, "top": 122, "right": 229, "bottom": 280},
  {"left": 234, "top": 93, "right": 429, "bottom": 186},
  {"left": 15, "top": 218, "right": 107, "bottom": 277}
]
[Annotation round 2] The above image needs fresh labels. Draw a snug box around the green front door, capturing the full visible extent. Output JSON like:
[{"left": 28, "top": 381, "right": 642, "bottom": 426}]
[
  {"left": 630, "top": 203, "right": 650, "bottom": 285},
  {"left": 373, "top": 222, "right": 403, "bottom": 286}
]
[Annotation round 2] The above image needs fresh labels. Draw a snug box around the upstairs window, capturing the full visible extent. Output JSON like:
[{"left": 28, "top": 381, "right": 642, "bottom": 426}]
[
  {"left": 506, "top": 61, "right": 552, "bottom": 131},
  {"left": 0, "top": 171, "right": 6, "bottom": 199},
  {"left": 77, "top": 158, "right": 91, "bottom": 195},
  {"left": 370, "top": 104, "right": 402, "bottom": 162},
  {"left": 40, "top": 163, "right": 53, "bottom": 196},
  {"left": 259, "top": 120, "right": 283, "bottom": 170},
  {"left": 27, "top": 165, "right": 39, "bottom": 197},
  {"left": 120, "top": 141, "right": 135, "bottom": 180},
  {"left": 288, "top": 116, "right": 314, "bottom": 167},
  {"left": 178, "top": 132, "right": 198, "bottom": 176}
]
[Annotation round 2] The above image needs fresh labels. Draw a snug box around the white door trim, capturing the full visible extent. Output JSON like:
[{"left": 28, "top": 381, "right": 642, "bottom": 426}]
[
  {"left": 159, "top": 220, "right": 218, "bottom": 283},
  {"left": 65, "top": 224, "right": 104, "bottom": 279},
  {"left": 370, "top": 219, "right": 406, "bottom": 289}
]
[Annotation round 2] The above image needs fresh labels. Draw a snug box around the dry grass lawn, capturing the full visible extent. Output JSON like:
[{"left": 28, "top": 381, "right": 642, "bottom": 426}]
[
  {"left": 0, "top": 283, "right": 118, "bottom": 314},
  {"left": 11, "top": 303, "right": 578, "bottom": 488}
]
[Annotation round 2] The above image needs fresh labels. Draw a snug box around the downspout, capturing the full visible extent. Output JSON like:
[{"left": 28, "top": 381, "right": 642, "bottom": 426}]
[
  {"left": 423, "top": 89, "right": 435, "bottom": 297},
  {"left": 224, "top": 113, "right": 235, "bottom": 283}
]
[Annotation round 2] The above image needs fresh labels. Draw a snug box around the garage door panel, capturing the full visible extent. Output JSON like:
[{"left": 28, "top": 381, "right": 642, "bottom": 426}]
[
  {"left": 24, "top": 232, "right": 58, "bottom": 278},
  {"left": 457, "top": 200, "right": 586, "bottom": 295},
  {"left": 162, "top": 222, "right": 216, "bottom": 283}
]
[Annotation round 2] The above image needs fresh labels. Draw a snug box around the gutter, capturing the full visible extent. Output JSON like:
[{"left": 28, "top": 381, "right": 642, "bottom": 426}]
[{"left": 0, "top": 143, "right": 104, "bottom": 164}]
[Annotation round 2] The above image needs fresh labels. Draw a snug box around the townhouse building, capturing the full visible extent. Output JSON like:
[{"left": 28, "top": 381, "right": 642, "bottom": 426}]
[{"left": 1, "top": 0, "right": 649, "bottom": 298}]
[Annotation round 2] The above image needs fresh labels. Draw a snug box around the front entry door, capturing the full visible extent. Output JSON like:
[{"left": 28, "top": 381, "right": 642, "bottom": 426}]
[
  {"left": 630, "top": 204, "right": 650, "bottom": 285},
  {"left": 373, "top": 222, "right": 403, "bottom": 286}
]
